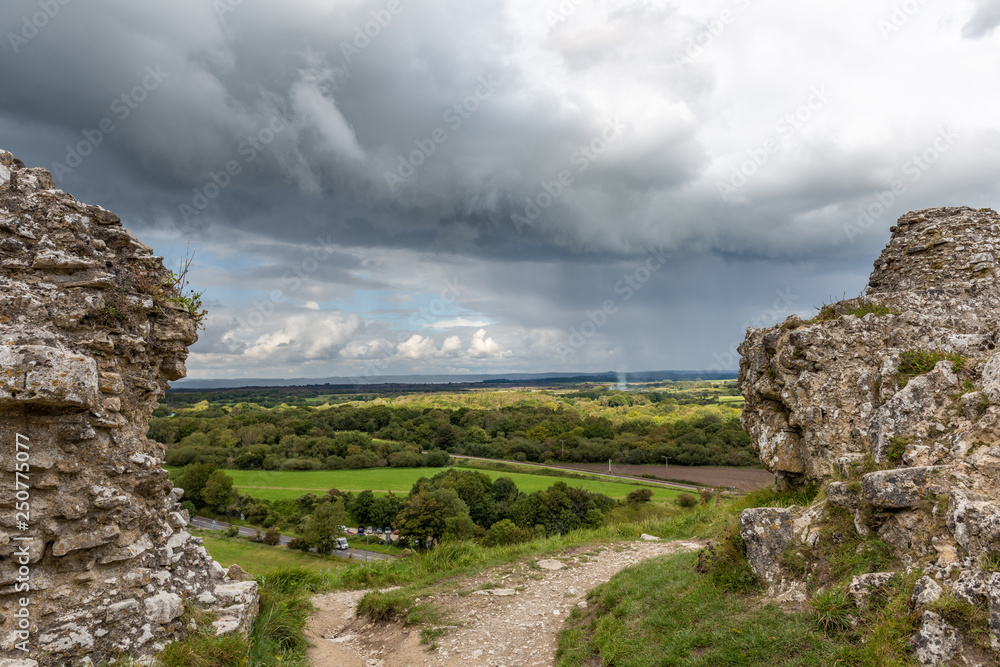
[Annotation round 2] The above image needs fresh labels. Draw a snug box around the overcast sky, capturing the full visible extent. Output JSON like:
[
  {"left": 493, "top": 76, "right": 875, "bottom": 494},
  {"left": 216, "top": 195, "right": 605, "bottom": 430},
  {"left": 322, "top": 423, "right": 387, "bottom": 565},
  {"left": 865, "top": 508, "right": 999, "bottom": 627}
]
[{"left": 2, "top": 0, "right": 999, "bottom": 379}]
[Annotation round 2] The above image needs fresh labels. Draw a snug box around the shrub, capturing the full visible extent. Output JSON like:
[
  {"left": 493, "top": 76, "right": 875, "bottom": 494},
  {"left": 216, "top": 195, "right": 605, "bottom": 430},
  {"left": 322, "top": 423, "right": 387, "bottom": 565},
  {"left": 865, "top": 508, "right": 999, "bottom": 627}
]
[
  {"left": 263, "top": 526, "right": 282, "bottom": 546},
  {"left": 480, "top": 519, "right": 533, "bottom": 547},
  {"left": 280, "top": 457, "right": 321, "bottom": 471},
  {"left": 287, "top": 537, "right": 310, "bottom": 552},
  {"left": 625, "top": 488, "right": 654, "bottom": 505},
  {"left": 676, "top": 493, "right": 698, "bottom": 508},
  {"left": 698, "top": 488, "right": 714, "bottom": 505},
  {"left": 226, "top": 525, "right": 240, "bottom": 538}
]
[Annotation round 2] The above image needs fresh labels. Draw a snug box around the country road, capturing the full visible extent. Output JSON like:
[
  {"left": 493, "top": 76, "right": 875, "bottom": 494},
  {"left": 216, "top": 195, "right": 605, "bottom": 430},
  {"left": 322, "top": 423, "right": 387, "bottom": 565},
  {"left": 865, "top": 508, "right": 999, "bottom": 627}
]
[{"left": 190, "top": 516, "right": 393, "bottom": 562}]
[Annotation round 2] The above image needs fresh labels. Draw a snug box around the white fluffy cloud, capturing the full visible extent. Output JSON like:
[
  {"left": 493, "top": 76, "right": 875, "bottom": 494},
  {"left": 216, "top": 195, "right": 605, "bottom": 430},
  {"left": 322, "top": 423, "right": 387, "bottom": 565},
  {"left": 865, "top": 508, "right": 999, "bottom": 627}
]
[
  {"left": 240, "top": 313, "right": 363, "bottom": 361},
  {"left": 468, "top": 329, "right": 513, "bottom": 359}
]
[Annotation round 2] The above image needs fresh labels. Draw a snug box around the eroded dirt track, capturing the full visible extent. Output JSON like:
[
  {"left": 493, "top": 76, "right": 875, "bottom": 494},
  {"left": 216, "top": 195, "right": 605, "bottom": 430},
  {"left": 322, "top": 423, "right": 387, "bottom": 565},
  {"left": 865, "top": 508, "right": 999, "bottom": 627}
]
[{"left": 306, "top": 539, "right": 703, "bottom": 667}]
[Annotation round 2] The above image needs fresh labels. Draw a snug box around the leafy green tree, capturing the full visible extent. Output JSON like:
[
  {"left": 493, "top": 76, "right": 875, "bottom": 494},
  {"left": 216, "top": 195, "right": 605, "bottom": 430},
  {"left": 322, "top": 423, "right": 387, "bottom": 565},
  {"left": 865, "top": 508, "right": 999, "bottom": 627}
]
[
  {"left": 370, "top": 493, "right": 404, "bottom": 529},
  {"left": 396, "top": 492, "right": 447, "bottom": 543},
  {"left": 492, "top": 477, "right": 519, "bottom": 504},
  {"left": 433, "top": 423, "right": 458, "bottom": 449},
  {"left": 426, "top": 469, "right": 494, "bottom": 528},
  {"left": 173, "top": 463, "right": 218, "bottom": 509},
  {"left": 463, "top": 426, "right": 489, "bottom": 443},
  {"left": 350, "top": 490, "right": 375, "bottom": 525},
  {"left": 389, "top": 451, "right": 423, "bottom": 468},
  {"left": 301, "top": 501, "right": 347, "bottom": 554},
  {"left": 444, "top": 514, "right": 478, "bottom": 541},
  {"left": 201, "top": 470, "right": 235, "bottom": 511}
]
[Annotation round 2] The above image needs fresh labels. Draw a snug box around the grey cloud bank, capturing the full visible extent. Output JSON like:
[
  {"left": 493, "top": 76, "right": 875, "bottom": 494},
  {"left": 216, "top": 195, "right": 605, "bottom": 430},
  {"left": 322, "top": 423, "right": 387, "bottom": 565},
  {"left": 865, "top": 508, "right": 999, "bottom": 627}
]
[{"left": 1, "top": 0, "right": 998, "bottom": 378}]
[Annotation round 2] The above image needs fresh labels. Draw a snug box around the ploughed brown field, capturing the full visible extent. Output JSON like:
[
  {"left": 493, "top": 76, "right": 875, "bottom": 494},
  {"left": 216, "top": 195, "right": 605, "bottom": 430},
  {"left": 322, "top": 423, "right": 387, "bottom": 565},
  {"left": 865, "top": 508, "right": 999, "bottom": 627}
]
[{"left": 559, "top": 463, "right": 774, "bottom": 492}]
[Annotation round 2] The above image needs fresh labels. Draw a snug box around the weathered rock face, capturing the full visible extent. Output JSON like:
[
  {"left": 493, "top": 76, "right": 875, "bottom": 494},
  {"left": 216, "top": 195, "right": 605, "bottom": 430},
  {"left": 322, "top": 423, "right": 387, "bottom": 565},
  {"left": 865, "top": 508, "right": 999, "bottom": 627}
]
[
  {"left": 739, "top": 207, "right": 1000, "bottom": 664},
  {"left": 0, "top": 151, "right": 257, "bottom": 665},
  {"left": 740, "top": 207, "right": 1000, "bottom": 488}
]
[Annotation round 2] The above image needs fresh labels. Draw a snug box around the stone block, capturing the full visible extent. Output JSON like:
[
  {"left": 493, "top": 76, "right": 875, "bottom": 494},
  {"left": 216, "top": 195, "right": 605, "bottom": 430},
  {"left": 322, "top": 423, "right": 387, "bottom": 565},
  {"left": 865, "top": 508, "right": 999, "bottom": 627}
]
[
  {"left": 739, "top": 507, "right": 793, "bottom": 583},
  {"left": 911, "top": 611, "right": 959, "bottom": 666},
  {"left": 0, "top": 345, "right": 98, "bottom": 409},
  {"left": 861, "top": 467, "right": 942, "bottom": 509},
  {"left": 144, "top": 591, "right": 184, "bottom": 625},
  {"left": 946, "top": 489, "right": 1000, "bottom": 557},
  {"left": 911, "top": 576, "right": 943, "bottom": 607},
  {"left": 848, "top": 572, "right": 894, "bottom": 608},
  {"left": 52, "top": 525, "right": 120, "bottom": 557}
]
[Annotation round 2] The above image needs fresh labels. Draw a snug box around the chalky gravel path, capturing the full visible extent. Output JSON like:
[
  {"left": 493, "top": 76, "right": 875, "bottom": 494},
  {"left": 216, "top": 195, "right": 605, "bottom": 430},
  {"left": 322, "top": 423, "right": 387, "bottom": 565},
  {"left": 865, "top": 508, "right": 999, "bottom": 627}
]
[{"left": 306, "top": 538, "right": 702, "bottom": 667}]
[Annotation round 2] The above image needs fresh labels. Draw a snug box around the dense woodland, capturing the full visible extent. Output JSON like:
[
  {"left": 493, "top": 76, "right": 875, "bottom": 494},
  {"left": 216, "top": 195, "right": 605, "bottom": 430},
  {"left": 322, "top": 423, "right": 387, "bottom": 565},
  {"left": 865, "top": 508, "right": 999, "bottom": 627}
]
[{"left": 152, "top": 381, "right": 757, "bottom": 472}]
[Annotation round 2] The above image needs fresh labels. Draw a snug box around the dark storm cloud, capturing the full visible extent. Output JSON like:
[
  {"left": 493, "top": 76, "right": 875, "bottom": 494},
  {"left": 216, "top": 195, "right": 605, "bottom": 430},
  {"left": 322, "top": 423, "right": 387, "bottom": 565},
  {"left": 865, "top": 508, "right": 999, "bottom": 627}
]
[{"left": 2, "top": 0, "right": 1000, "bottom": 377}]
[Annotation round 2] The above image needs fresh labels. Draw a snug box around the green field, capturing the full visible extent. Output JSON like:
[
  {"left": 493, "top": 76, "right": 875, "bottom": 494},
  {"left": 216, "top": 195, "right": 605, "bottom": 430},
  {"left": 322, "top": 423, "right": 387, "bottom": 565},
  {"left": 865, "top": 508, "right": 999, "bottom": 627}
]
[
  {"left": 218, "top": 467, "right": 681, "bottom": 502},
  {"left": 191, "top": 530, "right": 350, "bottom": 575}
]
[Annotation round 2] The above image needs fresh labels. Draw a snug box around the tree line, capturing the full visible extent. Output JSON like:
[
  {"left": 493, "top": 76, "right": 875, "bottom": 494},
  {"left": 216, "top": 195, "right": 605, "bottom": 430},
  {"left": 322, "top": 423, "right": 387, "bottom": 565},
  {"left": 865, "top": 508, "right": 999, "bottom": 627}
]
[
  {"left": 171, "top": 464, "right": 654, "bottom": 551},
  {"left": 152, "top": 387, "right": 757, "bottom": 472}
]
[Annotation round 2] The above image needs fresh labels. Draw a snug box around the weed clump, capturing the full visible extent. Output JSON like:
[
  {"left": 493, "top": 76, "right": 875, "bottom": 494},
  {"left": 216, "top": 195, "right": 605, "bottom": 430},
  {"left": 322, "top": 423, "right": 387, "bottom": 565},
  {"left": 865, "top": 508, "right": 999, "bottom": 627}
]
[
  {"left": 896, "top": 348, "right": 966, "bottom": 386},
  {"left": 809, "top": 588, "right": 854, "bottom": 634},
  {"left": 695, "top": 525, "right": 759, "bottom": 594}
]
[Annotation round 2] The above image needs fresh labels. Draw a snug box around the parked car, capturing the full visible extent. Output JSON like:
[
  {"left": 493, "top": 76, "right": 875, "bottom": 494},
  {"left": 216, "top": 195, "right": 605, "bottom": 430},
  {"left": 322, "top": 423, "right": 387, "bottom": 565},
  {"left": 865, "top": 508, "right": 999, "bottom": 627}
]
[
  {"left": 357, "top": 526, "right": 364, "bottom": 535},
  {"left": 365, "top": 526, "right": 374, "bottom": 535},
  {"left": 335, "top": 537, "right": 349, "bottom": 550},
  {"left": 337, "top": 525, "right": 347, "bottom": 534}
]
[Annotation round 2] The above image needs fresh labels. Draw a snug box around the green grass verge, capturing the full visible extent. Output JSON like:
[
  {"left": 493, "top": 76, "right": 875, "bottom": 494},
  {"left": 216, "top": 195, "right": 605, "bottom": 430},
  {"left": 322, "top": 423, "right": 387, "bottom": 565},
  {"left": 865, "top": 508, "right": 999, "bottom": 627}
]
[
  {"left": 557, "top": 551, "right": 848, "bottom": 666},
  {"left": 154, "top": 567, "right": 327, "bottom": 667},
  {"left": 191, "top": 530, "right": 349, "bottom": 575}
]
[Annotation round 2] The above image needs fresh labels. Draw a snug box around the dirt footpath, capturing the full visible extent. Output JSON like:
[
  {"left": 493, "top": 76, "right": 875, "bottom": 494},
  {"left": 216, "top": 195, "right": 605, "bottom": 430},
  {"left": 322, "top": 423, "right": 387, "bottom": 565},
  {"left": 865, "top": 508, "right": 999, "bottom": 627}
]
[{"left": 306, "top": 539, "right": 702, "bottom": 667}]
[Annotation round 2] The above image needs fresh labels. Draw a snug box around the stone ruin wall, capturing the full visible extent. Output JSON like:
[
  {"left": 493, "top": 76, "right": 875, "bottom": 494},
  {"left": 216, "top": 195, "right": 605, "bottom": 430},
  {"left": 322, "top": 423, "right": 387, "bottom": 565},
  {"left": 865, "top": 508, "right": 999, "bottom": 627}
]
[
  {"left": 738, "top": 207, "right": 1000, "bottom": 665},
  {"left": 0, "top": 151, "right": 257, "bottom": 666}
]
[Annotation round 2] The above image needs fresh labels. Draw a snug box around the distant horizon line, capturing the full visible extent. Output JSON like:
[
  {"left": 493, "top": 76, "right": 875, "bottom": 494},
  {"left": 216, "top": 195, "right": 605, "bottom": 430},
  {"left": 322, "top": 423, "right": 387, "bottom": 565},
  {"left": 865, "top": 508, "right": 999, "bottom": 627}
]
[{"left": 171, "top": 369, "right": 740, "bottom": 390}]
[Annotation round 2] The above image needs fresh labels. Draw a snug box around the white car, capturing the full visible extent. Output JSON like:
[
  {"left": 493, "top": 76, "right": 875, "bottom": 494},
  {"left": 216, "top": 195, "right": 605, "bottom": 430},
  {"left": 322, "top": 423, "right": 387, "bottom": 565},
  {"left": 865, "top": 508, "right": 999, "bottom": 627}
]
[{"left": 335, "top": 537, "right": 349, "bottom": 550}]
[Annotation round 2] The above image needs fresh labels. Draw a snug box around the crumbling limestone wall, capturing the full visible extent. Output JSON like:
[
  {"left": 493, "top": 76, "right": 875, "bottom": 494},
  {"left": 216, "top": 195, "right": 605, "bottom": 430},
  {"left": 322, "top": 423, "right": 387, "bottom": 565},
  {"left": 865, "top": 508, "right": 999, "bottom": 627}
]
[
  {"left": 0, "top": 150, "right": 257, "bottom": 666},
  {"left": 738, "top": 207, "right": 1000, "bottom": 665},
  {"left": 739, "top": 207, "right": 1000, "bottom": 488}
]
